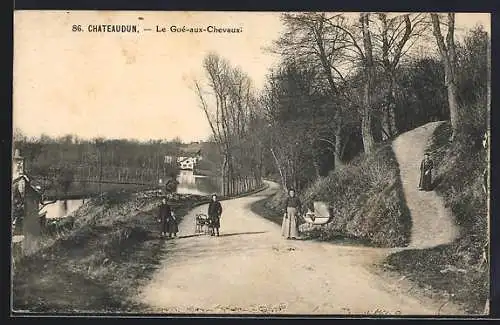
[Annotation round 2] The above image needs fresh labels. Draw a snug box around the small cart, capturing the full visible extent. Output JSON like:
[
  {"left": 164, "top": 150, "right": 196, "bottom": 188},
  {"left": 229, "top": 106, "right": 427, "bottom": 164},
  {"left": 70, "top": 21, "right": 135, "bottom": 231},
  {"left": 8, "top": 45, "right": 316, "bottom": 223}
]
[{"left": 195, "top": 213, "right": 212, "bottom": 234}]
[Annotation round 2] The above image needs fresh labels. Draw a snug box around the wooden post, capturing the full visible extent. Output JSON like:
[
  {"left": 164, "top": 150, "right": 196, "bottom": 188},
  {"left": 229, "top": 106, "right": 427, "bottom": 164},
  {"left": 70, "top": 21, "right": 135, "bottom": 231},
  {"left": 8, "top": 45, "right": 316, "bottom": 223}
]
[
  {"left": 23, "top": 187, "right": 41, "bottom": 237},
  {"left": 19, "top": 181, "right": 43, "bottom": 254},
  {"left": 98, "top": 149, "right": 103, "bottom": 195}
]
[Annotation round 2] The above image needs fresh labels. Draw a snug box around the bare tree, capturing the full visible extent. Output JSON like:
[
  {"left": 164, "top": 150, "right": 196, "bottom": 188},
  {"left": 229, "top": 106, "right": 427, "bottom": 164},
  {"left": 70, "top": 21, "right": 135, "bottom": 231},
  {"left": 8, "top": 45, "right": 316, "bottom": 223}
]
[
  {"left": 194, "top": 52, "right": 262, "bottom": 195},
  {"left": 374, "top": 13, "right": 428, "bottom": 139},
  {"left": 260, "top": 62, "right": 331, "bottom": 190},
  {"left": 430, "top": 13, "right": 460, "bottom": 140},
  {"left": 273, "top": 12, "right": 352, "bottom": 167},
  {"left": 94, "top": 138, "right": 106, "bottom": 195},
  {"left": 320, "top": 12, "right": 378, "bottom": 154}
]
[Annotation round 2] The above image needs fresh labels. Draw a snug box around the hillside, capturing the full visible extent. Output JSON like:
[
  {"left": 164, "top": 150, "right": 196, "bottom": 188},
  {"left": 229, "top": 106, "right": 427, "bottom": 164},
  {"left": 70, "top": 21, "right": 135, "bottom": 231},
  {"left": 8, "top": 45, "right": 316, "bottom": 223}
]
[
  {"left": 384, "top": 122, "right": 488, "bottom": 314},
  {"left": 259, "top": 142, "right": 412, "bottom": 248},
  {"left": 254, "top": 121, "right": 488, "bottom": 314}
]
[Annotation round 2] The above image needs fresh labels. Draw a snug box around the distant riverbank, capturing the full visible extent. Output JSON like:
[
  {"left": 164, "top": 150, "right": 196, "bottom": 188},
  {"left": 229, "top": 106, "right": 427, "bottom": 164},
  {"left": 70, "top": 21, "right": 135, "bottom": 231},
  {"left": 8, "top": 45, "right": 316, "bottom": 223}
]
[{"left": 42, "top": 181, "right": 157, "bottom": 201}]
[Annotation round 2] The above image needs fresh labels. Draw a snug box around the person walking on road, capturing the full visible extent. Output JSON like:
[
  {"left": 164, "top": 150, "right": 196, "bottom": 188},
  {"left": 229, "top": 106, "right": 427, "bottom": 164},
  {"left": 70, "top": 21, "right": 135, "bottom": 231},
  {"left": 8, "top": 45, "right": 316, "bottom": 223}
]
[
  {"left": 418, "top": 153, "right": 434, "bottom": 191},
  {"left": 158, "top": 197, "right": 173, "bottom": 238},
  {"left": 282, "top": 188, "right": 302, "bottom": 240},
  {"left": 208, "top": 194, "right": 223, "bottom": 237}
]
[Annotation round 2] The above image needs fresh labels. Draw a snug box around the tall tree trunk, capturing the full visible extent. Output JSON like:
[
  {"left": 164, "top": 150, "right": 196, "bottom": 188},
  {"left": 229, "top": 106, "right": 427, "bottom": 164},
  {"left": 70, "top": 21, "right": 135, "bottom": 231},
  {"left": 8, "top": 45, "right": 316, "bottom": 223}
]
[
  {"left": 361, "top": 13, "right": 376, "bottom": 154},
  {"left": 334, "top": 127, "right": 344, "bottom": 169},
  {"left": 221, "top": 155, "right": 228, "bottom": 196},
  {"left": 270, "top": 147, "right": 286, "bottom": 189},
  {"left": 361, "top": 78, "right": 375, "bottom": 154},
  {"left": 380, "top": 13, "right": 391, "bottom": 142},
  {"left": 311, "top": 140, "right": 321, "bottom": 179},
  {"left": 381, "top": 105, "right": 391, "bottom": 141},
  {"left": 381, "top": 76, "right": 398, "bottom": 141},
  {"left": 388, "top": 74, "right": 399, "bottom": 136},
  {"left": 446, "top": 63, "right": 460, "bottom": 132},
  {"left": 431, "top": 13, "right": 459, "bottom": 139},
  {"left": 98, "top": 150, "right": 103, "bottom": 195}
]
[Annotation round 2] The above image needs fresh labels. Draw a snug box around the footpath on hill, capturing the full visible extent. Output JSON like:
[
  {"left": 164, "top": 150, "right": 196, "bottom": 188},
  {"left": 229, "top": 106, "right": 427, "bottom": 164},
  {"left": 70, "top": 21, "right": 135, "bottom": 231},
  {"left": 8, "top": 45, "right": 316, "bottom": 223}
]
[
  {"left": 391, "top": 121, "right": 459, "bottom": 249},
  {"left": 136, "top": 122, "right": 464, "bottom": 315}
]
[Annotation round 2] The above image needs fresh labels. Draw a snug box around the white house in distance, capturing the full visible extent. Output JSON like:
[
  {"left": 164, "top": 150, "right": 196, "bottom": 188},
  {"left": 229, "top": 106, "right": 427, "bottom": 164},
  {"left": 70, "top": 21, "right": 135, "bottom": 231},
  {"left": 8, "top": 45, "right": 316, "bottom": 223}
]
[
  {"left": 165, "top": 142, "right": 204, "bottom": 171},
  {"left": 164, "top": 153, "right": 202, "bottom": 171},
  {"left": 177, "top": 156, "right": 201, "bottom": 170}
]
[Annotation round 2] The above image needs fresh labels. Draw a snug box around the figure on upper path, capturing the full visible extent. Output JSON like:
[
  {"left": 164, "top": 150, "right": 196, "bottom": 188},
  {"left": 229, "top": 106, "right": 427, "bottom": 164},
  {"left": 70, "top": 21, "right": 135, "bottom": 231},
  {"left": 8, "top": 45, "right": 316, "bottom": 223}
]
[{"left": 419, "top": 153, "right": 434, "bottom": 191}]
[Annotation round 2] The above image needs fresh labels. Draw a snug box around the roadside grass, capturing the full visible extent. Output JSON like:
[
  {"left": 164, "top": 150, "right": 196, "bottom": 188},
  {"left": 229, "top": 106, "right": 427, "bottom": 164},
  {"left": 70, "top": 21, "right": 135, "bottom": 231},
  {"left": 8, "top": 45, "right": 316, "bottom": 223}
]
[
  {"left": 12, "top": 190, "right": 208, "bottom": 313},
  {"left": 250, "top": 189, "right": 287, "bottom": 226},
  {"left": 253, "top": 144, "right": 412, "bottom": 248},
  {"left": 384, "top": 122, "right": 489, "bottom": 314}
]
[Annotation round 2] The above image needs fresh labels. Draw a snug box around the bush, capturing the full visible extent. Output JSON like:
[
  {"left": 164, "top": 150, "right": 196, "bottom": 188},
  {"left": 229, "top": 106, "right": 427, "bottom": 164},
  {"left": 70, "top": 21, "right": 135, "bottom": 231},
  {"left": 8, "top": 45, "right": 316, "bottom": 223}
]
[
  {"left": 95, "top": 189, "right": 135, "bottom": 208},
  {"left": 266, "top": 144, "right": 411, "bottom": 247},
  {"left": 44, "top": 216, "right": 75, "bottom": 236}
]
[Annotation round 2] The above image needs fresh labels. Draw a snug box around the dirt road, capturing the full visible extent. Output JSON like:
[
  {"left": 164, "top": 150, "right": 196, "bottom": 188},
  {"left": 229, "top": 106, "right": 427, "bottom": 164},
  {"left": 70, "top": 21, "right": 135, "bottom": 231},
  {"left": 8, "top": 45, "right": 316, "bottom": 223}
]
[{"left": 137, "top": 122, "right": 463, "bottom": 315}]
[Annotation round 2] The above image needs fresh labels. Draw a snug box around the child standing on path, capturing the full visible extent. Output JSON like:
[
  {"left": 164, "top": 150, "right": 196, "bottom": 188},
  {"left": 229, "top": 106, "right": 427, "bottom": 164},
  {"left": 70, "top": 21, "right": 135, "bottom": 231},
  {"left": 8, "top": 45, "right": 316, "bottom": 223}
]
[
  {"left": 158, "top": 197, "right": 173, "bottom": 238},
  {"left": 208, "top": 194, "right": 223, "bottom": 237}
]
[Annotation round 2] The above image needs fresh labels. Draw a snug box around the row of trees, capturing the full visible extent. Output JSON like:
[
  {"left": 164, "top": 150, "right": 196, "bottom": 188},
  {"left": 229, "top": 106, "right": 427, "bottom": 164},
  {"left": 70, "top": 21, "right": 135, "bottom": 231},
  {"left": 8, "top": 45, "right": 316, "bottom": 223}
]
[
  {"left": 195, "top": 13, "right": 488, "bottom": 192},
  {"left": 13, "top": 134, "right": 183, "bottom": 171},
  {"left": 194, "top": 54, "right": 266, "bottom": 195},
  {"left": 12, "top": 133, "right": 187, "bottom": 195}
]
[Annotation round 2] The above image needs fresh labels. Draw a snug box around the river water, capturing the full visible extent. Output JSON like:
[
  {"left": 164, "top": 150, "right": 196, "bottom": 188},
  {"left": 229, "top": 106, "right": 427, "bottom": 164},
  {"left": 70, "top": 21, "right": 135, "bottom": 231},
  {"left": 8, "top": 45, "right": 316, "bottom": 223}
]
[
  {"left": 40, "top": 199, "right": 86, "bottom": 219},
  {"left": 176, "top": 170, "right": 220, "bottom": 196},
  {"left": 40, "top": 170, "right": 220, "bottom": 219}
]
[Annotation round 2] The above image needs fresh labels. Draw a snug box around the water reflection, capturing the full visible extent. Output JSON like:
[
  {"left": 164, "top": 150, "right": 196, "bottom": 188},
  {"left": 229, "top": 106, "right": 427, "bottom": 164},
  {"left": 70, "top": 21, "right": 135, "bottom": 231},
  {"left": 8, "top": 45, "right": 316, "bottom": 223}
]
[
  {"left": 40, "top": 199, "right": 84, "bottom": 219},
  {"left": 176, "top": 170, "right": 220, "bottom": 196},
  {"left": 39, "top": 170, "right": 219, "bottom": 219}
]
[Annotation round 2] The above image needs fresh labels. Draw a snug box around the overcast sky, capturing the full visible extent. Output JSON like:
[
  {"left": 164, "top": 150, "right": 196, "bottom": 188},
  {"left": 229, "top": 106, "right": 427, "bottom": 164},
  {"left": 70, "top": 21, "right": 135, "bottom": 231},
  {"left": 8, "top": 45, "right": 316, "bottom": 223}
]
[{"left": 13, "top": 11, "right": 490, "bottom": 143}]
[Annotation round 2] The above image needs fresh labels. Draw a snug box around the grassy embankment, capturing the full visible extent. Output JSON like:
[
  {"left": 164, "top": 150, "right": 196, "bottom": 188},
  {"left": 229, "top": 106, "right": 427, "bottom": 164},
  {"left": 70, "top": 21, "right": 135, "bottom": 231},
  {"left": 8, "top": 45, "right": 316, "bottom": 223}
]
[
  {"left": 252, "top": 143, "right": 412, "bottom": 248},
  {"left": 383, "top": 122, "right": 488, "bottom": 314},
  {"left": 12, "top": 189, "right": 211, "bottom": 313},
  {"left": 13, "top": 180, "right": 268, "bottom": 313}
]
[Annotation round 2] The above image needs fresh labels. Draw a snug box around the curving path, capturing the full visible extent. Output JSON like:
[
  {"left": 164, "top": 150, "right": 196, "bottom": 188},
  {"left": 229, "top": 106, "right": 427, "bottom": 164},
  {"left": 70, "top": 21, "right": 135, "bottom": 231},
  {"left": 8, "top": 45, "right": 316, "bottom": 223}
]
[
  {"left": 136, "top": 122, "right": 463, "bottom": 315},
  {"left": 392, "top": 121, "right": 459, "bottom": 249}
]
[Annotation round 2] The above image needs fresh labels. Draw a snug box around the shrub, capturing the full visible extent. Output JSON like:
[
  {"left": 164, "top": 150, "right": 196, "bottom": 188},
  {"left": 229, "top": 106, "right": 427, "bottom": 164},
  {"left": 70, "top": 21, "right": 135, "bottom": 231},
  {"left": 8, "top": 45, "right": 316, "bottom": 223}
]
[{"left": 276, "top": 143, "right": 411, "bottom": 247}]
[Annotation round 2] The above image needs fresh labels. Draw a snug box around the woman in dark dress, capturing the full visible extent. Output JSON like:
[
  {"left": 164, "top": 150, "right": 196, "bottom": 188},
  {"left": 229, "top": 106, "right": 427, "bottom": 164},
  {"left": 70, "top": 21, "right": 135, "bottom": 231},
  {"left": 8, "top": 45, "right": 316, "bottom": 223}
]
[{"left": 419, "top": 153, "right": 434, "bottom": 191}]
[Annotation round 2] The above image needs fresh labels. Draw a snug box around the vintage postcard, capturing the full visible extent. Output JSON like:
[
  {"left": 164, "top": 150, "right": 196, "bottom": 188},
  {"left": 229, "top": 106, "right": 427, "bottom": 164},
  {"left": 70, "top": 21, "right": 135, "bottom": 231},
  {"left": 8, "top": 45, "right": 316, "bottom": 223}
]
[{"left": 11, "top": 11, "right": 490, "bottom": 316}]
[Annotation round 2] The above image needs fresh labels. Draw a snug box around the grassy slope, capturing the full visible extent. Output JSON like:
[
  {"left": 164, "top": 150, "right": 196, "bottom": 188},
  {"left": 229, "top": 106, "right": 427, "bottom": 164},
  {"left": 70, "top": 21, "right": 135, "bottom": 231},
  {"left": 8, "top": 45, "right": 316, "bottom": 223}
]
[
  {"left": 384, "top": 122, "right": 488, "bottom": 314},
  {"left": 12, "top": 190, "right": 209, "bottom": 312},
  {"left": 252, "top": 144, "right": 412, "bottom": 248}
]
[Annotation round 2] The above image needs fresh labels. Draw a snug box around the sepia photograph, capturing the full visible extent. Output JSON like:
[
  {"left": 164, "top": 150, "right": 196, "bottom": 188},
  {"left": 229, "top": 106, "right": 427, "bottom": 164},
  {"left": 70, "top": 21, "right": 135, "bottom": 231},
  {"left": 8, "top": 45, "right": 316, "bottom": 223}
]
[{"left": 11, "top": 10, "right": 490, "bottom": 316}]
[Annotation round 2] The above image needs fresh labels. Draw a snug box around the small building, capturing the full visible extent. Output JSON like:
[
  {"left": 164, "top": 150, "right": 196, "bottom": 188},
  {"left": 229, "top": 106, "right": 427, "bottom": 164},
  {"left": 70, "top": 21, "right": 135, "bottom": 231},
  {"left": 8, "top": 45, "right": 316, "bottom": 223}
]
[{"left": 178, "top": 156, "right": 201, "bottom": 170}]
